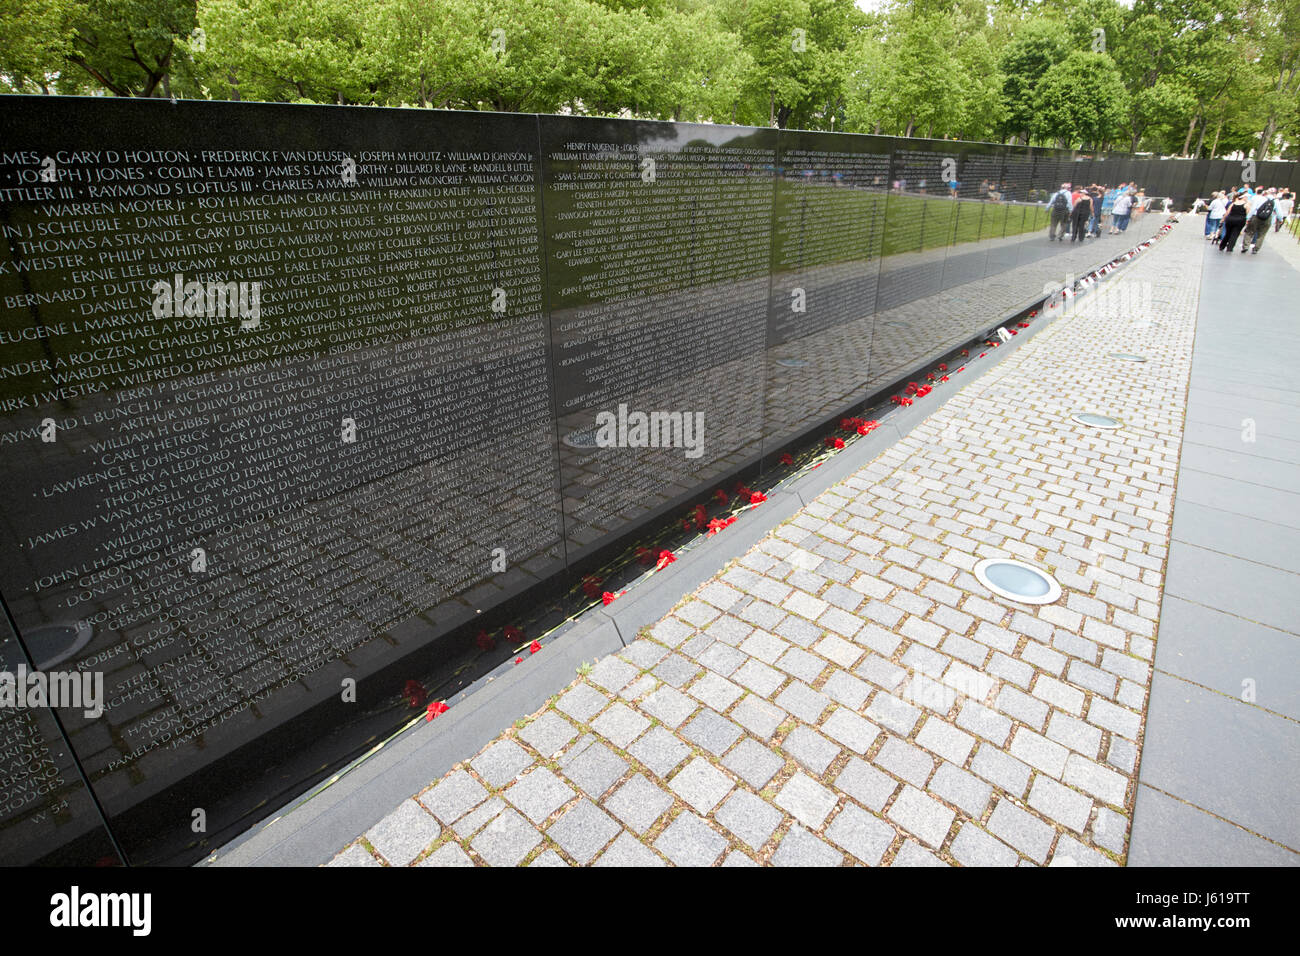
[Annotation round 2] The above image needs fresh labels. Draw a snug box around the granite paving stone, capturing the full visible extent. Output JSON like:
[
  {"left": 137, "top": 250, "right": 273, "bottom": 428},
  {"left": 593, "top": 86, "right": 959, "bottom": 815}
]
[
  {"left": 669, "top": 756, "right": 735, "bottom": 814},
  {"left": 547, "top": 799, "right": 622, "bottom": 864},
  {"left": 681, "top": 708, "right": 745, "bottom": 756},
  {"left": 593, "top": 831, "right": 667, "bottom": 867},
  {"left": 556, "top": 684, "right": 612, "bottom": 723},
  {"left": 603, "top": 774, "right": 674, "bottom": 834},
  {"left": 835, "top": 756, "right": 900, "bottom": 812},
  {"left": 654, "top": 812, "right": 728, "bottom": 866},
  {"left": 731, "top": 695, "right": 787, "bottom": 739},
  {"left": 715, "top": 789, "right": 784, "bottom": 850},
  {"left": 775, "top": 773, "right": 839, "bottom": 829},
  {"left": 471, "top": 740, "right": 534, "bottom": 788},
  {"left": 419, "top": 770, "right": 488, "bottom": 825},
  {"left": 627, "top": 726, "right": 692, "bottom": 779},
  {"left": 504, "top": 768, "right": 576, "bottom": 824},
  {"left": 825, "top": 803, "right": 896, "bottom": 865},
  {"left": 722, "top": 738, "right": 786, "bottom": 789},
  {"left": 470, "top": 809, "right": 542, "bottom": 867},
  {"left": 589, "top": 702, "right": 652, "bottom": 749},
  {"left": 417, "top": 843, "right": 474, "bottom": 868},
  {"left": 771, "top": 826, "right": 844, "bottom": 867},
  {"left": 950, "top": 824, "right": 1019, "bottom": 867},
  {"left": 364, "top": 800, "right": 442, "bottom": 866},
  {"left": 561, "top": 742, "right": 630, "bottom": 799},
  {"left": 782, "top": 725, "right": 842, "bottom": 775},
  {"left": 886, "top": 785, "right": 955, "bottom": 849},
  {"left": 518, "top": 711, "right": 580, "bottom": 757}
]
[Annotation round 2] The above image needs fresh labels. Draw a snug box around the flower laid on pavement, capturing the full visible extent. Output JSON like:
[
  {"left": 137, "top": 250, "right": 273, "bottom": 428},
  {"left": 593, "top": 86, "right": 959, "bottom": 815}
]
[{"left": 425, "top": 701, "right": 449, "bottom": 721}]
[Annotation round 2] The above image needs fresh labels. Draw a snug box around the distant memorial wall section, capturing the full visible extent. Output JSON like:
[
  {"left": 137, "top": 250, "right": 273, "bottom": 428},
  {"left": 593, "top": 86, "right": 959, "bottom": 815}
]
[{"left": 1, "top": 97, "right": 1297, "bottom": 865}]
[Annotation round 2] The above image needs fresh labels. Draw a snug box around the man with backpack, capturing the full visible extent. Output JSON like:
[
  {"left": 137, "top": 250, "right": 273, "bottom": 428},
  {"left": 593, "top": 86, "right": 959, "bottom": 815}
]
[
  {"left": 1047, "top": 183, "right": 1073, "bottom": 241},
  {"left": 1243, "top": 189, "right": 1276, "bottom": 254}
]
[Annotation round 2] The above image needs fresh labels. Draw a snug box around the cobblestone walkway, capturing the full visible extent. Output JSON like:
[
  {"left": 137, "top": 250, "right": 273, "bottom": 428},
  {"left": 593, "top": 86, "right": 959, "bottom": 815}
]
[{"left": 330, "top": 222, "right": 1202, "bottom": 867}]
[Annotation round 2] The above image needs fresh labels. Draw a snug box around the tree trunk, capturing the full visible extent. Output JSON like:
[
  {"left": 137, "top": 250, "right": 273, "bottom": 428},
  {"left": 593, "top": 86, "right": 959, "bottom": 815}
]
[
  {"left": 1256, "top": 118, "right": 1277, "bottom": 161},
  {"left": 1210, "top": 118, "right": 1222, "bottom": 157},
  {"left": 769, "top": 90, "right": 775, "bottom": 128},
  {"left": 1180, "top": 114, "right": 1197, "bottom": 157},
  {"left": 228, "top": 70, "right": 240, "bottom": 101},
  {"left": 904, "top": 116, "right": 914, "bottom": 137},
  {"left": 1194, "top": 118, "right": 1206, "bottom": 157}
]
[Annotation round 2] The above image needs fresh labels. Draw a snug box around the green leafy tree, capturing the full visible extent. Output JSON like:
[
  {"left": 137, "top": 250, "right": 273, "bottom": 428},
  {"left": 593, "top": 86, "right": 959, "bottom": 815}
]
[{"left": 1032, "top": 49, "right": 1129, "bottom": 149}]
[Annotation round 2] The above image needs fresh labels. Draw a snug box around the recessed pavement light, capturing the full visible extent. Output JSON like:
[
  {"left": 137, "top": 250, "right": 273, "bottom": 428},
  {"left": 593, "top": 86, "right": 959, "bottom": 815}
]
[
  {"left": 974, "top": 559, "right": 1062, "bottom": 605},
  {"left": 1106, "top": 352, "right": 1148, "bottom": 362},
  {"left": 775, "top": 358, "right": 809, "bottom": 368},
  {"left": 1070, "top": 411, "right": 1123, "bottom": 429},
  {"left": 562, "top": 426, "right": 601, "bottom": 449}
]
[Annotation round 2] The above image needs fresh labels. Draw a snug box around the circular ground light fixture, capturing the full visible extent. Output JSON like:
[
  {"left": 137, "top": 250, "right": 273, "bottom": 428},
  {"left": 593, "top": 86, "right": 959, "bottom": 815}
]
[
  {"left": 1106, "top": 352, "right": 1148, "bottom": 362},
  {"left": 561, "top": 426, "right": 602, "bottom": 450},
  {"left": 974, "top": 559, "right": 1062, "bottom": 605},
  {"left": 1070, "top": 411, "right": 1123, "bottom": 429}
]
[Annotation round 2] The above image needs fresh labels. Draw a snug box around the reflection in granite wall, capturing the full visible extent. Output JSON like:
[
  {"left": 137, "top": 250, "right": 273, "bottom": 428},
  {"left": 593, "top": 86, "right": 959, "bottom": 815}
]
[{"left": 1, "top": 96, "right": 1287, "bottom": 864}]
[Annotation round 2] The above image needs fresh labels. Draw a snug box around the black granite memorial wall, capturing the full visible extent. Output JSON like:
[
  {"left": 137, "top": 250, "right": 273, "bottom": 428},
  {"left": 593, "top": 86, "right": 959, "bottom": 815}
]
[{"left": 1, "top": 96, "right": 1296, "bottom": 865}]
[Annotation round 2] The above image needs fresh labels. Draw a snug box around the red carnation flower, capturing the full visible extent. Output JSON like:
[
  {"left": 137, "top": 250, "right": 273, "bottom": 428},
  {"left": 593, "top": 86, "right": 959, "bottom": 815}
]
[
  {"left": 529, "top": 640, "right": 541, "bottom": 655},
  {"left": 655, "top": 550, "right": 676, "bottom": 571},
  {"left": 780, "top": 452, "right": 794, "bottom": 465},
  {"left": 748, "top": 491, "right": 767, "bottom": 504},
  {"left": 960, "top": 349, "right": 969, "bottom": 357},
  {"left": 938, "top": 364, "right": 947, "bottom": 372},
  {"left": 979, "top": 352, "right": 987, "bottom": 357},
  {"left": 940, "top": 375, "right": 949, "bottom": 382},
  {"left": 425, "top": 701, "right": 449, "bottom": 721}
]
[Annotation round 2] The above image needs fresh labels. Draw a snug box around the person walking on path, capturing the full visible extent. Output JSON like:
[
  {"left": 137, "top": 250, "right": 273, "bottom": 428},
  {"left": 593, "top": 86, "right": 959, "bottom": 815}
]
[
  {"left": 1047, "top": 183, "right": 1073, "bottom": 241},
  {"left": 1206, "top": 191, "right": 1227, "bottom": 239},
  {"left": 1070, "top": 188, "right": 1093, "bottom": 242},
  {"left": 1273, "top": 190, "right": 1293, "bottom": 233},
  {"left": 1242, "top": 189, "right": 1276, "bottom": 254},
  {"left": 1218, "top": 190, "right": 1250, "bottom": 252},
  {"left": 1112, "top": 188, "right": 1134, "bottom": 233},
  {"left": 1088, "top": 185, "right": 1104, "bottom": 236},
  {"left": 1101, "top": 184, "right": 1116, "bottom": 233}
]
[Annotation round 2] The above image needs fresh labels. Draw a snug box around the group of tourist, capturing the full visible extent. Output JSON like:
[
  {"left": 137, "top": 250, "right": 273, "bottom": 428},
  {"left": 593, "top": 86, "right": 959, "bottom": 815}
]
[
  {"left": 1044, "top": 182, "right": 1154, "bottom": 242},
  {"left": 1196, "top": 187, "right": 1294, "bottom": 254}
]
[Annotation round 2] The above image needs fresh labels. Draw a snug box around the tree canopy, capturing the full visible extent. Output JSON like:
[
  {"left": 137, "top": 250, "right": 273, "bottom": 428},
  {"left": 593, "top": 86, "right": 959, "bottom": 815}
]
[{"left": 2, "top": 0, "right": 1295, "bottom": 157}]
